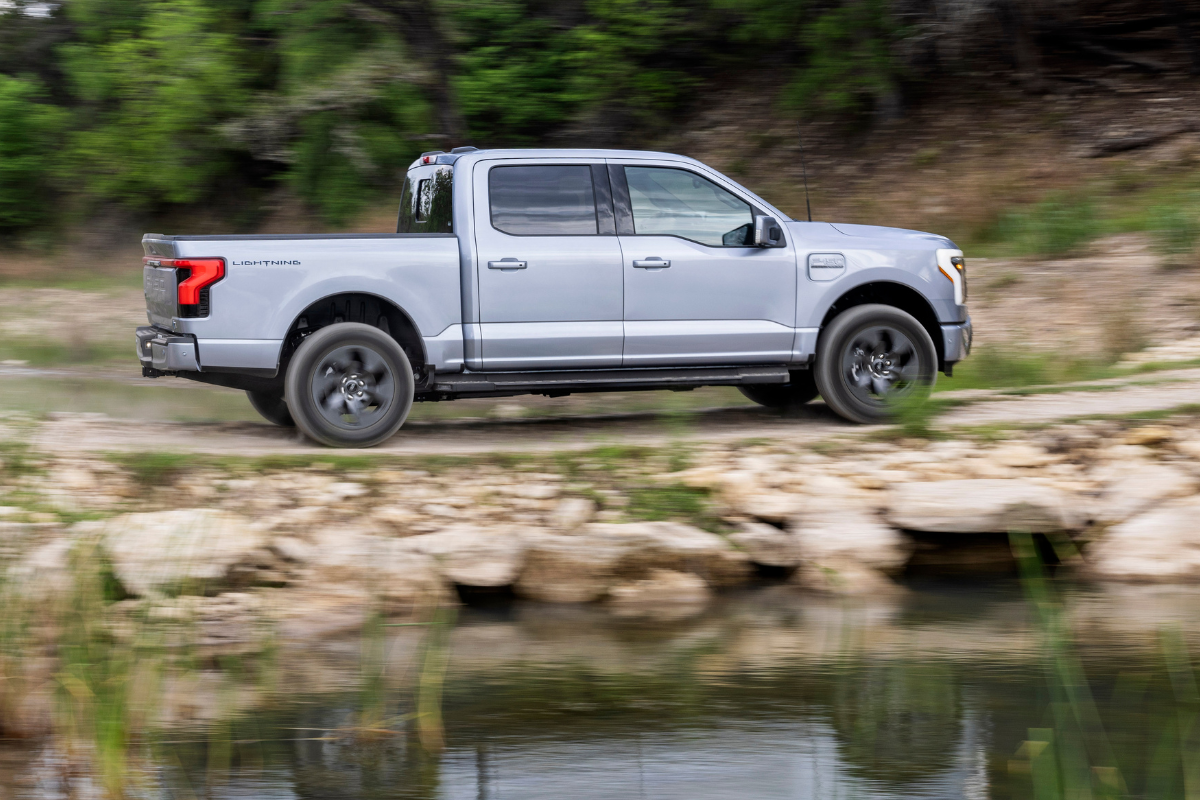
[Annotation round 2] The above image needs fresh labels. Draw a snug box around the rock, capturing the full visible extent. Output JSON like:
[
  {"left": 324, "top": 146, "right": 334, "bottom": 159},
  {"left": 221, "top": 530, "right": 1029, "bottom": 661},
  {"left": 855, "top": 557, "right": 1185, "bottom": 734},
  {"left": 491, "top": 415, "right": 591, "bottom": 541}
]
[
  {"left": 791, "top": 509, "right": 912, "bottom": 574},
  {"left": 728, "top": 522, "right": 801, "bottom": 567},
  {"left": 886, "top": 479, "right": 1085, "bottom": 533},
  {"left": 7, "top": 537, "right": 77, "bottom": 602},
  {"left": 515, "top": 522, "right": 750, "bottom": 603},
  {"left": 271, "top": 535, "right": 315, "bottom": 563},
  {"left": 792, "top": 558, "right": 901, "bottom": 595},
  {"left": 551, "top": 497, "right": 596, "bottom": 531},
  {"left": 1093, "top": 463, "right": 1198, "bottom": 523},
  {"left": 736, "top": 491, "right": 804, "bottom": 524},
  {"left": 990, "top": 443, "right": 1055, "bottom": 468},
  {"left": 1124, "top": 425, "right": 1174, "bottom": 446},
  {"left": 1086, "top": 497, "right": 1200, "bottom": 581},
  {"left": 515, "top": 530, "right": 628, "bottom": 603},
  {"left": 372, "top": 504, "right": 423, "bottom": 533},
  {"left": 608, "top": 569, "right": 711, "bottom": 611},
  {"left": 400, "top": 524, "right": 526, "bottom": 587},
  {"left": 93, "top": 509, "right": 271, "bottom": 596},
  {"left": 1175, "top": 438, "right": 1200, "bottom": 461},
  {"left": 307, "top": 529, "right": 453, "bottom": 612}
]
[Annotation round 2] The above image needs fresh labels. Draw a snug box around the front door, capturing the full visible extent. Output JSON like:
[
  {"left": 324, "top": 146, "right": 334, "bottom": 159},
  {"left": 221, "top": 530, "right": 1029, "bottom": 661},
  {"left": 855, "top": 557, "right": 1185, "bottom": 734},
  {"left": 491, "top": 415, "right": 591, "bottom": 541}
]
[
  {"left": 614, "top": 164, "right": 797, "bottom": 366},
  {"left": 474, "top": 161, "right": 623, "bottom": 370}
]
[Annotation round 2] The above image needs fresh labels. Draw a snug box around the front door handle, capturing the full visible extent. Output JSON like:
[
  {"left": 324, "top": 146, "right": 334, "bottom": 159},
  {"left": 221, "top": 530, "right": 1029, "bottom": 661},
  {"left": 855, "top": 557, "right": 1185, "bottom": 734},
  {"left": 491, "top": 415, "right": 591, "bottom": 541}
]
[
  {"left": 488, "top": 259, "right": 527, "bottom": 270},
  {"left": 633, "top": 258, "right": 671, "bottom": 269}
]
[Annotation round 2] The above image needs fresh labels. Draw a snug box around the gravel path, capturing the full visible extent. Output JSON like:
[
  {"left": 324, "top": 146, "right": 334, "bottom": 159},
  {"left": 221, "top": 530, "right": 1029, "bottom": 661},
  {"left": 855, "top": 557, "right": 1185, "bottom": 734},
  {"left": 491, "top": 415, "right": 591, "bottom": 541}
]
[{"left": 15, "top": 367, "right": 1200, "bottom": 456}]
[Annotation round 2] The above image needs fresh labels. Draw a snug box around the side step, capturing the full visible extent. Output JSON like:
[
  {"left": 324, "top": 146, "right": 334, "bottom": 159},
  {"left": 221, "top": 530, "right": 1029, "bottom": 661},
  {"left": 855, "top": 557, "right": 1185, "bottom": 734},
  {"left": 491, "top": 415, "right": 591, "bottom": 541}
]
[{"left": 431, "top": 365, "right": 791, "bottom": 395}]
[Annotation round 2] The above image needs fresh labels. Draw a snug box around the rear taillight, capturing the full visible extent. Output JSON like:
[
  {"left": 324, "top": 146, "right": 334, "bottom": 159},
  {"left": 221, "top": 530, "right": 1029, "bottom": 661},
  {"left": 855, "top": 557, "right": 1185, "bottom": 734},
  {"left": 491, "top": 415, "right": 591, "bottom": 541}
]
[{"left": 143, "top": 257, "right": 225, "bottom": 306}]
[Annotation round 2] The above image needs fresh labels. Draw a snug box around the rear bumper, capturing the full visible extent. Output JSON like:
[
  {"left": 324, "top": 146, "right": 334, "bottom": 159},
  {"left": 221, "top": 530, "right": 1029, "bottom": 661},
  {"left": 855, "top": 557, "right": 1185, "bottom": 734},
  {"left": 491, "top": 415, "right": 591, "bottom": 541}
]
[
  {"left": 941, "top": 317, "right": 973, "bottom": 365},
  {"left": 136, "top": 326, "right": 200, "bottom": 372}
]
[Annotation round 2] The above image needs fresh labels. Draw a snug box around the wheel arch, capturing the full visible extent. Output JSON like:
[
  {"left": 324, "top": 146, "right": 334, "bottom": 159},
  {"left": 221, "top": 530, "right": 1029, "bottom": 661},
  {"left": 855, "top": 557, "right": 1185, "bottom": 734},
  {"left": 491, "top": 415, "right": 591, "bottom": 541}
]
[
  {"left": 819, "top": 281, "right": 945, "bottom": 370},
  {"left": 281, "top": 292, "right": 426, "bottom": 375}
]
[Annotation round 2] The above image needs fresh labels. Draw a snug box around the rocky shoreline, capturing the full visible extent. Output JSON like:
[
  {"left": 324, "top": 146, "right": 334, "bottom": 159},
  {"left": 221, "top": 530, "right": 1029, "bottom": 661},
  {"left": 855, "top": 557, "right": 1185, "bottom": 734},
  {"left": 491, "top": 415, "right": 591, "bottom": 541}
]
[{"left": 3, "top": 416, "right": 1200, "bottom": 644}]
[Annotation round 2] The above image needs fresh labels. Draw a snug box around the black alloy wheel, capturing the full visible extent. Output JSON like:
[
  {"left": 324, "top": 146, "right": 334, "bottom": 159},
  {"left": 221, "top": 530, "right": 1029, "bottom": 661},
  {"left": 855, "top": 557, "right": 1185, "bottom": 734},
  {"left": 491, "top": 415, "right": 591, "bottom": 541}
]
[
  {"left": 814, "top": 304, "right": 937, "bottom": 424},
  {"left": 246, "top": 389, "right": 294, "bottom": 427},
  {"left": 284, "top": 322, "right": 414, "bottom": 448},
  {"left": 738, "top": 369, "right": 820, "bottom": 409}
]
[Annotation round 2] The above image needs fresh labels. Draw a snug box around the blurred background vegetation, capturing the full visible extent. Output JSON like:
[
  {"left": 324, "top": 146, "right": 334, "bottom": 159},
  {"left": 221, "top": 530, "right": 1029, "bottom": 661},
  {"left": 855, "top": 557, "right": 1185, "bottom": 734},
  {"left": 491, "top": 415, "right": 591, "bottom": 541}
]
[{"left": 3, "top": 0, "right": 1199, "bottom": 237}]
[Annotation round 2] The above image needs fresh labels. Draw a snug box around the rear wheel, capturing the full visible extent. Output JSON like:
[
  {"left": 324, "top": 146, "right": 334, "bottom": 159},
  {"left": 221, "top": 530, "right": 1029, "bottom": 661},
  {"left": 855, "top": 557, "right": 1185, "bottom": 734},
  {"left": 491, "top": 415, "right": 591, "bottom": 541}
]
[
  {"left": 738, "top": 370, "right": 819, "bottom": 409},
  {"left": 284, "top": 323, "right": 414, "bottom": 448},
  {"left": 246, "top": 389, "right": 294, "bottom": 427},
  {"left": 814, "top": 304, "right": 937, "bottom": 424}
]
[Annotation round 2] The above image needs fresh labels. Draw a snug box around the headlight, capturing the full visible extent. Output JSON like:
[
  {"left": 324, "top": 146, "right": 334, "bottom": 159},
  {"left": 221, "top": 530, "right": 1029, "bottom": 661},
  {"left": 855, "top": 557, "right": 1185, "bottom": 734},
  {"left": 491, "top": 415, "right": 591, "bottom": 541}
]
[
  {"left": 951, "top": 256, "right": 967, "bottom": 301},
  {"left": 936, "top": 249, "right": 966, "bottom": 306}
]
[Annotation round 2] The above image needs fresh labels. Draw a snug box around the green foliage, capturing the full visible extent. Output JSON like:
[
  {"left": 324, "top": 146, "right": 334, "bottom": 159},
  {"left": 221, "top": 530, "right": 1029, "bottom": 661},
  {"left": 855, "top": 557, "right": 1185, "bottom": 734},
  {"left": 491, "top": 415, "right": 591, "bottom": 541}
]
[
  {"left": 984, "top": 192, "right": 1100, "bottom": 257},
  {"left": 60, "top": 0, "right": 249, "bottom": 207},
  {"left": 0, "top": 75, "right": 66, "bottom": 231},
  {"left": 786, "top": 0, "right": 899, "bottom": 116}
]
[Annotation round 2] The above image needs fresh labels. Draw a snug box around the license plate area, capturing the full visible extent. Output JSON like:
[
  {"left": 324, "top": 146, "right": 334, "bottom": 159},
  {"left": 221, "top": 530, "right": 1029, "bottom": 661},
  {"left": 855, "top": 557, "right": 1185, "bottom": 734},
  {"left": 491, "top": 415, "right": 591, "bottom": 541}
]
[{"left": 143, "top": 265, "right": 178, "bottom": 328}]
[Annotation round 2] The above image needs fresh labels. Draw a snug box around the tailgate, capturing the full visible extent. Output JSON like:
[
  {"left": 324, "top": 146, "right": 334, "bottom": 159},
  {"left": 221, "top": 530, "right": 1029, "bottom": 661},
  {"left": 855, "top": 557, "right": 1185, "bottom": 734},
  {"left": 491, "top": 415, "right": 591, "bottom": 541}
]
[{"left": 143, "top": 264, "right": 177, "bottom": 328}]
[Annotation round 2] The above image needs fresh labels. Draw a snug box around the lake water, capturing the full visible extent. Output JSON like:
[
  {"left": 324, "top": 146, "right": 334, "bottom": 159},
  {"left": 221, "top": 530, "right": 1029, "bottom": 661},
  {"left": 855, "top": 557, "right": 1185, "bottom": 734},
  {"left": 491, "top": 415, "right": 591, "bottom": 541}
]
[{"left": 6, "top": 578, "right": 1198, "bottom": 799}]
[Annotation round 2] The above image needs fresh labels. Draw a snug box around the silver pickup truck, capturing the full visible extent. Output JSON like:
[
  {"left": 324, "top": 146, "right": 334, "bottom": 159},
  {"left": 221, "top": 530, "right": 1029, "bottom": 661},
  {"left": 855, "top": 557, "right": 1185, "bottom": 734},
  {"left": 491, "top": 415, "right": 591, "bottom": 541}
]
[{"left": 137, "top": 147, "right": 971, "bottom": 447}]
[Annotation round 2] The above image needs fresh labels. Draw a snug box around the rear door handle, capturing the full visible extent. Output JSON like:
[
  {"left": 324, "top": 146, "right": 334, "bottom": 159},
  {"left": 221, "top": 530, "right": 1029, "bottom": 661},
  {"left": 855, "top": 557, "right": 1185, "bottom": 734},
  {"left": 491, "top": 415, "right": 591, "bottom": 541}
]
[
  {"left": 488, "top": 259, "right": 527, "bottom": 270},
  {"left": 633, "top": 259, "right": 671, "bottom": 268}
]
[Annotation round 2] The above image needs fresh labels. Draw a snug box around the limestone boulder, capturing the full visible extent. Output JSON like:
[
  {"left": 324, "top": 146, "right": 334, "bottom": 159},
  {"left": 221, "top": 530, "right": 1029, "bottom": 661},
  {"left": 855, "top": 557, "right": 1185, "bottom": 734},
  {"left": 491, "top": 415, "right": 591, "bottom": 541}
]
[
  {"left": 1086, "top": 497, "right": 1200, "bottom": 581},
  {"left": 1092, "top": 463, "right": 1198, "bottom": 523},
  {"left": 91, "top": 509, "right": 272, "bottom": 596},
  {"left": 306, "top": 529, "right": 454, "bottom": 612},
  {"left": 608, "top": 569, "right": 711, "bottom": 617},
  {"left": 886, "top": 479, "right": 1085, "bottom": 533},
  {"left": 791, "top": 558, "right": 902, "bottom": 596},
  {"left": 515, "top": 521, "right": 750, "bottom": 603},
  {"left": 791, "top": 509, "right": 913, "bottom": 574},
  {"left": 728, "top": 522, "right": 801, "bottom": 568},
  {"left": 399, "top": 524, "right": 527, "bottom": 587}
]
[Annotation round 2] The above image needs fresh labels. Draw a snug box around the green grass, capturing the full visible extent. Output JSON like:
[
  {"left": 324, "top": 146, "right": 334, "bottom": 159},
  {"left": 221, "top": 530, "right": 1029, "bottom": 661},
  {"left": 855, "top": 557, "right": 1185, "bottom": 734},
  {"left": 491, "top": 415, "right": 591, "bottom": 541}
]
[
  {"left": 939, "top": 347, "right": 1118, "bottom": 392},
  {"left": 966, "top": 167, "right": 1200, "bottom": 259}
]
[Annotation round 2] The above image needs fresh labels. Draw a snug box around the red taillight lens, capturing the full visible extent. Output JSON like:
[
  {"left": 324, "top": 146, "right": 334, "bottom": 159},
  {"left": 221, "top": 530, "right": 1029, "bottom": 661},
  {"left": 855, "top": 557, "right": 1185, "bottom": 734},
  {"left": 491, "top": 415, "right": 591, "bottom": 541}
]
[{"left": 144, "top": 257, "right": 225, "bottom": 305}]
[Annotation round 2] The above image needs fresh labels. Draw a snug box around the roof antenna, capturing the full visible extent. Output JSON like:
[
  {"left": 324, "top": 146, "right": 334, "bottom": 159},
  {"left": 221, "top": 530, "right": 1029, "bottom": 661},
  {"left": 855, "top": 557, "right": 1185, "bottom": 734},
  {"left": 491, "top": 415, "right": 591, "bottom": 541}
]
[{"left": 797, "top": 120, "right": 813, "bottom": 222}]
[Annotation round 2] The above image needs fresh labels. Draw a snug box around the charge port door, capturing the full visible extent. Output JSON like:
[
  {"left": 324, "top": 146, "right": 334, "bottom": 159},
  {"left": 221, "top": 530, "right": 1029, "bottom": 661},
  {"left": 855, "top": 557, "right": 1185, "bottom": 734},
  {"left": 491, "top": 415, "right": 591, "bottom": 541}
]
[{"left": 143, "top": 263, "right": 178, "bottom": 328}]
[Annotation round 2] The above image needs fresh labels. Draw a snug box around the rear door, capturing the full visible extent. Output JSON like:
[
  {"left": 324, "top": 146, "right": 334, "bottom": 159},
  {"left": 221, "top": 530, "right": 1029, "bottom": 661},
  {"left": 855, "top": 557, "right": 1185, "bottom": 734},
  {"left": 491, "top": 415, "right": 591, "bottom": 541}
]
[
  {"left": 473, "top": 159, "right": 623, "bottom": 370},
  {"left": 612, "top": 163, "right": 797, "bottom": 366}
]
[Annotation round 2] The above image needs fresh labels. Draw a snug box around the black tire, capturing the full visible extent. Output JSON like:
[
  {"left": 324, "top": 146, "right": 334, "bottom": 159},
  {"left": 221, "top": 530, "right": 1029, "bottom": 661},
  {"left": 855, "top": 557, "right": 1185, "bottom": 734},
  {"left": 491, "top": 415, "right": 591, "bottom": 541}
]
[
  {"left": 284, "top": 322, "right": 414, "bottom": 448},
  {"left": 814, "top": 304, "right": 937, "bottom": 424},
  {"left": 246, "top": 389, "right": 294, "bottom": 427},
  {"left": 738, "top": 370, "right": 819, "bottom": 408}
]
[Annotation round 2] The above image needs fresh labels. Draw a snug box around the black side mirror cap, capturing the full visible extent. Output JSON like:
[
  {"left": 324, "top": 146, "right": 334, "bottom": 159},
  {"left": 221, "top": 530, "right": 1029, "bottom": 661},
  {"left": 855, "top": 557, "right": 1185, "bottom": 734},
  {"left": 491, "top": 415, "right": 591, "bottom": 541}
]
[{"left": 754, "top": 215, "right": 784, "bottom": 247}]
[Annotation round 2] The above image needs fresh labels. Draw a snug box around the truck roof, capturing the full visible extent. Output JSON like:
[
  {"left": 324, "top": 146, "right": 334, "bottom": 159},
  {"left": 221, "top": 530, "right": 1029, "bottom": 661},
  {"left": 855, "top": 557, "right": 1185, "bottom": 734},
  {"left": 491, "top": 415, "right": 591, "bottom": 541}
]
[
  {"left": 410, "top": 148, "right": 709, "bottom": 170},
  {"left": 411, "top": 148, "right": 790, "bottom": 222}
]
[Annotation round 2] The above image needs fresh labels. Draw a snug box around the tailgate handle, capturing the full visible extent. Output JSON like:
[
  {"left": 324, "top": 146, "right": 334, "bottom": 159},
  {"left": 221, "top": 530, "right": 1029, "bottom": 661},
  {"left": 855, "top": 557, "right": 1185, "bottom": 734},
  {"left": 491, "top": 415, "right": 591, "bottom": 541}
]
[{"left": 488, "top": 259, "right": 527, "bottom": 270}]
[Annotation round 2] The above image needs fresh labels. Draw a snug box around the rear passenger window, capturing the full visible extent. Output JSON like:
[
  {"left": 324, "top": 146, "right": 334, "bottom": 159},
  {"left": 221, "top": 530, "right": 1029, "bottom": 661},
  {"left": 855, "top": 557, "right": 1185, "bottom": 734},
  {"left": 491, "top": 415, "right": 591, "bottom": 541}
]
[
  {"left": 397, "top": 166, "right": 453, "bottom": 233},
  {"left": 490, "top": 165, "right": 597, "bottom": 236}
]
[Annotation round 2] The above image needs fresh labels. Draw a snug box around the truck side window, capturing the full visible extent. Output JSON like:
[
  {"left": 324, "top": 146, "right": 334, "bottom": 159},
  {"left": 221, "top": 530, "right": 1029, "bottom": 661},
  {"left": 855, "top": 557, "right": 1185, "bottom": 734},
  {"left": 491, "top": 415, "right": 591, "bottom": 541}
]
[
  {"left": 490, "top": 165, "right": 598, "bottom": 236},
  {"left": 624, "top": 166, "right": 753, "bottom": 247},
  {"left": 397, "top": 167, "right": 453, "bottom": 233}
]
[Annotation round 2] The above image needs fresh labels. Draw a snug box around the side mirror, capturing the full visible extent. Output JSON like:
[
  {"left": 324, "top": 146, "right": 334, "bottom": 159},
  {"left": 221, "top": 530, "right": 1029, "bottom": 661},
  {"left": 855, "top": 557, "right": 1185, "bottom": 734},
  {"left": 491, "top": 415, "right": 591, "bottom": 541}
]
[{"left": 754, "top": 215, "right": 784, "bottom": 247}]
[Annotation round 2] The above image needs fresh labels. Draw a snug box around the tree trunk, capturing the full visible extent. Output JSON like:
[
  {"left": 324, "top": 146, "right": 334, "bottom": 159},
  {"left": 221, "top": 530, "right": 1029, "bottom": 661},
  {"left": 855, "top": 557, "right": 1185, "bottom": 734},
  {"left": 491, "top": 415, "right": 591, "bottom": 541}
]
[{"left": 358, "top": 0, "right": 468, "bottom": 145}]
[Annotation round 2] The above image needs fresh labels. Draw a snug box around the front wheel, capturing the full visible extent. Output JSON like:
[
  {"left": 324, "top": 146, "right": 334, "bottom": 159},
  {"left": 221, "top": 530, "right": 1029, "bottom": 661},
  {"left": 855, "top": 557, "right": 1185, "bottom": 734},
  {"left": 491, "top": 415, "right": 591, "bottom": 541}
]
[
  {"left": 738, "top": 370, "right": 819, "bottom": 408},
  {"left": 284, "top": 323, "right": 415, "bottom": 448},
  {"left": 814, "top": 304, "right": 937, "bottom": 424}
]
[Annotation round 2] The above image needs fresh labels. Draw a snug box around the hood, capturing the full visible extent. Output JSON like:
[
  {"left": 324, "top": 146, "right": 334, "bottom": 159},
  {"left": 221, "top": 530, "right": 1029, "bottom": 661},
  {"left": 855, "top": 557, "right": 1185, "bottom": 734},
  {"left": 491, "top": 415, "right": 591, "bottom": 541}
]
[{"left": 831, "top": 223, "right": 954, "bottom": 249}]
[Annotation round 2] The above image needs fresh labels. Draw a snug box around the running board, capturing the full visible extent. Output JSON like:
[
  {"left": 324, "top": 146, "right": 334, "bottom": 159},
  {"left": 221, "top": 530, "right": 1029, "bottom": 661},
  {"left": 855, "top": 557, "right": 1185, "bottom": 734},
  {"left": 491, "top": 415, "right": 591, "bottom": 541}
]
[{"left": 431, "top": 365, "right": 791, "bottom": 395}]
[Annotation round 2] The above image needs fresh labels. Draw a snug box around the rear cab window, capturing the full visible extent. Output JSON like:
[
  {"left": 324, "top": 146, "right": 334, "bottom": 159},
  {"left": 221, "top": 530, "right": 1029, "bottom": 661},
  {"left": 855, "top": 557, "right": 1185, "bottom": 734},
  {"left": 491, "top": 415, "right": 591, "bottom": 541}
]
[
  {"left": 397, "top": 166, "right": 454, "bottom": 233},
  {"left": 489, "top": 165, "right": 599, "bottom": 236}
]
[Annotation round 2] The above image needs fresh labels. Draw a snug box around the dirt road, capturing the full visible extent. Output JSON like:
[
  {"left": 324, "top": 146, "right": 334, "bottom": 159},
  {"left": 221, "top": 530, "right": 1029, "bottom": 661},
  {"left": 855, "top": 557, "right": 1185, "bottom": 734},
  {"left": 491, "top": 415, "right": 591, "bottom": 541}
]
[{"left": 11, "top": 366, "right": 1199, "bottom": 457}]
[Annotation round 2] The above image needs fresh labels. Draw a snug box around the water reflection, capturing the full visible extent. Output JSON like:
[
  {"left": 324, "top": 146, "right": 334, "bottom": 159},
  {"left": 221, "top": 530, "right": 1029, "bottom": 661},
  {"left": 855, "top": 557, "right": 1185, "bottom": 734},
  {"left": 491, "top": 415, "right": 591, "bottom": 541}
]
[{"left": 7, "top": 580, "right": 1200, "bottom": 799}]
